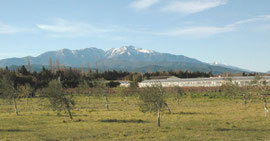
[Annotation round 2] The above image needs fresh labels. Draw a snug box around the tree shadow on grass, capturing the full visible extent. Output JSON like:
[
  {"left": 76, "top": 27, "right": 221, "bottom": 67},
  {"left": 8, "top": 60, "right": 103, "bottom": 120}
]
[
  {"left": 171, "top": 112, "right": 214, "bottom": 115},
  {"left": 216, "top": 128, "right": 270, "bottom": 132},
  {"left": 0, "top": 129, "right": 29, "bottom": 132},
  {"left": 99, "top": 119, "right": 148, "bottom": 123}
]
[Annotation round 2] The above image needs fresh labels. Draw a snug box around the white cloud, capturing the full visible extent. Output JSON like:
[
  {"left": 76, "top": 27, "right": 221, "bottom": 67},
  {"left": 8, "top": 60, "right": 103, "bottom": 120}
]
[
  {"left": 151, "top": 14, "right": 270, "bottom": 38},
  {"left": 130, "top": 0, "right": 160, "bottom": 10},
  {"left": 36, "top": 19, "right": 111, "bottom": 37},
  {"left": 228, "top": 14, "right": 270, "bottom": 27},
  {"left": 158, "top": 26, "right": 233, "bottom": 37},
  {"left": 162, "top": 0, "right": 227, "bottom": 14},
  {"left": 0, "top": 22, "right": 24, "bottom": 34}
]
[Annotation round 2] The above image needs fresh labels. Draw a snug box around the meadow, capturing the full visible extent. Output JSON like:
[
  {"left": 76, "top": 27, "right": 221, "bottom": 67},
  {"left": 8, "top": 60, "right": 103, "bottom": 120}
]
[{"left": 1, "top": 93, "right": 270, "bottom": 141}]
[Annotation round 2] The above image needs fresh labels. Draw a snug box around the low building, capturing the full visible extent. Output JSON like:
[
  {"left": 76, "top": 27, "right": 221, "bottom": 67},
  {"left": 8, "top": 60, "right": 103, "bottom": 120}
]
[{"left": 138, "top": 76, "right": 270, "bottom": 87}]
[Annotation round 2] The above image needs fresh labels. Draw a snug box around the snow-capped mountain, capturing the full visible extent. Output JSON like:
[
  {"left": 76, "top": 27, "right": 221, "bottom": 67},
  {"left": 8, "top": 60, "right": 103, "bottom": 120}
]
[
  {"left": 0, "top": 46, "right": 250, "bottom": 74},
  {"left": 105, "top": 46, "right": 156, "bottom": 58},
  {"left": 210, "top": 62, "right": 252, "bottom": 72}
]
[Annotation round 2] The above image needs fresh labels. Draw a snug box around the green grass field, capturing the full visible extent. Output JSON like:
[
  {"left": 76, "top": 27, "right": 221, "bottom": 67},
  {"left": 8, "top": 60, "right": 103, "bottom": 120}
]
[{"left": 1, "top": 95, "right": 270, "bottom": 141}]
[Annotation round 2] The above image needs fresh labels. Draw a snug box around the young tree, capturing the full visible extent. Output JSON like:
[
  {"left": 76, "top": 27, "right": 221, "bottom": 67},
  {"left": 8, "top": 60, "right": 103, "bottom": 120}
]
[
  {"left": 93, "top": 79, "right": 110, "bottom": 110},
  {"left": 18, "top": 83, "right": 33, "bottom": 105},
  {"left": 221, "top": 78, "right": 241, "bottom": 99},
  {"left": 116, "top": 86, "right": 132, "bottom": 105},
  {"left": 43, "top": 79, "right": 75, "bottom": 120},
  {"left": 173, "top": 86, "right": 184, "bottom": 105},
  {"left": 262, "top": 95, "right": 269, "bottom": 117},
  {"left": 139, "top": 84, "right": 168, "bottom": 127},
  {"left": 0, "top": 76, "right": 20, "bottom": 115},
  {"left": 77, "top": 80, "right": 92, "bottom": 104}
]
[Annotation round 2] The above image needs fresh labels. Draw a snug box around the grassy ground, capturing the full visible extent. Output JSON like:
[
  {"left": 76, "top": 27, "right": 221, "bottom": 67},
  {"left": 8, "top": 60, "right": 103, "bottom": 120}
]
[{"left": 1, "top": 95, "right": 270, "bottom": 141}]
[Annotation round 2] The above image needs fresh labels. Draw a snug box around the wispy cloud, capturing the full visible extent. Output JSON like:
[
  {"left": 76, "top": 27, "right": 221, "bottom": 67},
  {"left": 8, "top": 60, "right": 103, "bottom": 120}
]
[
  {"left": 228, "top": 14, "right": 270, "bottom": 27},
  {"left": 152, "top": 14, "right": 270, "bottom": 37},
  {"left": 36, "top": 19, "right": 111, "bottom": 37},
  {"left": 0, "top": 22, "right": 27, "bottom": 34},
  {"left": 162, "top": 0, "right": 227, "bottom": 14},
  {"left": 157, "top": 26, "right": 233, "bottom": 37},
  {"left": 130, "top": 0, "right": 160, "bottom": 10}
]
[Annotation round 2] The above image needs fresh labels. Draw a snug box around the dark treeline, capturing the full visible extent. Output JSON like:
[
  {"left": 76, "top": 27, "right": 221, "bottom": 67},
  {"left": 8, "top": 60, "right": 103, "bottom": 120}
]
[
  {"left": 143, "top": 70, "right": 213, "bottom": 79},
  {"left": 0, "top": 65, "right": 214, "bottom": 91},
  {"left": 0, "top": 66, "right": 134, "bottom": 90}
]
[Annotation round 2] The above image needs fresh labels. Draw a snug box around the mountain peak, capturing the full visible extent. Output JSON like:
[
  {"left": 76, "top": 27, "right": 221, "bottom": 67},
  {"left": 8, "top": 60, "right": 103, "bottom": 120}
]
[
  {"left": 121, "top": 45, "right": 134, "bottom": 50},
  {"left": 105, "top": 45, "right": 156, "bottom": 58}
]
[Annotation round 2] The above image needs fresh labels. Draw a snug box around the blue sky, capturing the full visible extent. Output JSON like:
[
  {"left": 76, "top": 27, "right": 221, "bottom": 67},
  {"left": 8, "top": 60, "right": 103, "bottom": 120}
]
[{"left": 0, "top": 0, "right": 270, "bottom": 72}]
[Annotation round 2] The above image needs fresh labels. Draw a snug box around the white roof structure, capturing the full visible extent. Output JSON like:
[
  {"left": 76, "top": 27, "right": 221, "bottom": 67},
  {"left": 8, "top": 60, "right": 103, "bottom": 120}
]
[{"left": 139, "top": 76, "right": 270, "bottom": 87}]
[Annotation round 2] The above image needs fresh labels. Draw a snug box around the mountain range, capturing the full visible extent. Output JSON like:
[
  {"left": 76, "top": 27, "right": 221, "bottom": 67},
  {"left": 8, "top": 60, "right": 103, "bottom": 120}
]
[{"left": 0, "top": 46, "right": 251, "bottom": 74}]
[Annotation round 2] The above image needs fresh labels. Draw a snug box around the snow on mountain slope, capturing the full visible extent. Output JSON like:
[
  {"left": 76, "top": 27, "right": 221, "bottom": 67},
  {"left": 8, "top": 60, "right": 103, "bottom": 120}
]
[
  {"left": 105, "top": 46, "right": 156, "bottom": 58},
  {"left": 210, "top": 62, "right": 252, "bottom": 72}
]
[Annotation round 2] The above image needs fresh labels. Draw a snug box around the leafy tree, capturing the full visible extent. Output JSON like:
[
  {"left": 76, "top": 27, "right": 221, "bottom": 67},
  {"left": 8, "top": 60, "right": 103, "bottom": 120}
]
[
  {"left": 221, "top": 78, "right": 241, "bottom": 99},
  {"left": 43, "top": 79, "right": 75, "bottom": 120},
  {"left": 0, "top": 76, "right": 20, "bottom": 115},
  {"left": 139, "top": 84, "right": 168, "bottom": 127}
]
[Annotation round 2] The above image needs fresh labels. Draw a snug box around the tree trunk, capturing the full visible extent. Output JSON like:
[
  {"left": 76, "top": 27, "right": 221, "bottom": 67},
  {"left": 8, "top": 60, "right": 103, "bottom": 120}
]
[
  {"left": 263, "top": 96, "right": 268, "bottom": 117},
  {"left": 243, "top": 94, "right": 246, "bottom": 106},
  {"left": 66, "top": 106, "right": 73, "bottom": 120},
  {"left": 105, "top": 96, "right": 109, "bottom": 111},
  {"left": 157, "top": 107, "right": 161, "bottom": 127},
  {"left": 126, "top": 96, "right": 129, "bottom": 105},
  {"left": 164, "top": 102, "right": 172, "bottom": 113},
  {"left": 88, "top": 96, "right": 90, "bottom": 104},
  {"left": 26, "top": 96, "right": 29, "bottom": 105},
  {"left": 176, "top": 93, "right": 180, "bottom": 105},
  {"left": 13, "top": 97, "right": 19, "bottom": 116}
]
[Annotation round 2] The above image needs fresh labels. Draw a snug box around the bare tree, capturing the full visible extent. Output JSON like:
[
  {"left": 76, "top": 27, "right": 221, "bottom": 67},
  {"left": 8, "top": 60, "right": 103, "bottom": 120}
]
[
  {"left": 27, "top": 57, "right": 31, "bottom": 73},
  {"left": 56, "top": 59, "right": 60, "bottom": 71},
  {"left": 49, "top": 57, "right": 54, "bottom": 73}
]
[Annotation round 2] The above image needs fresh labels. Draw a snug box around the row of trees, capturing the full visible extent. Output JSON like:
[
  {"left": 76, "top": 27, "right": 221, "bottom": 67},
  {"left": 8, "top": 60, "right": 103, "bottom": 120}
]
[
  {"left": 1, "top": 66, "right": 269, "bottom": 127},
  {"left": 0, "top": 72, "right": 185, "bottom": 127}
]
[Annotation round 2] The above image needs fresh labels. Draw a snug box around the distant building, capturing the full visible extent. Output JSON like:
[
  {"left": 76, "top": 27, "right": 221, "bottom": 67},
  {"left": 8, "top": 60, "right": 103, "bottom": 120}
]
[
  {"left": 119, "top": 81, "right": 131, "bottom": 87},
  {"left": 139, "top": 76, "right": 270, "bottom": 87}
]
